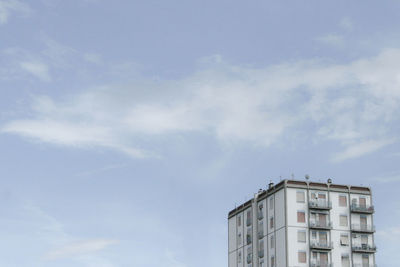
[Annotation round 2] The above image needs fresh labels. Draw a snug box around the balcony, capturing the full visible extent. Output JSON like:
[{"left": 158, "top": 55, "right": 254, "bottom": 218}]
[
  {"left": 352, "top": 244, "right": 377, "bottom": 253},
  {"left": 309, "top": 220, "right": 332, "bottom": 230},
  {"left": 309, "top": 200, "right": 332, "bottom": 210},
  {"left": 310, "top": 260, "right": 333, "bottom": 267},
  {"left": 246, "top": 218, "right": 252, "bottom": 226},
  {"left": 310, "top": 241, "right": 333, "bottom": 250},
  {"left": 351, "top": 224, "right": 375, "bottom": 233},
  {"left": 258, "top": 250, "right": 264, "bottom": 258},
  {"left": 258, "top": 230, "right": 264, "bottom": 239},
  {"left": 351, "top": 204, "right": 374, "bottom": 214},
  {"left": 246, "top": 234, "right": 252, "bottom": 245},
  {"left": 352, "top": 264, "right": 377, "bottom": 267},
  {"left": 246, "top": 253, "right": 252, "bottom": 264}
]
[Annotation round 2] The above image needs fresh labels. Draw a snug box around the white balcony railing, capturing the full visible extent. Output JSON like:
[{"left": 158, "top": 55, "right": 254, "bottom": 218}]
[
  {"left": 351, "top": 224, "right": 375, "bottom": 233},
  {"left": 309, "top": 220, "right": 332, "bottom": 229},
  {"left": 310, "top": 260, "right": 333, "bottom": 267},
  {"left": 309, "top": 199, "right": 332, "bottom": 209},
  {"left": 310, "top": 241, "right": 333, "bottom": 250},
  {"left": 351, "top": 204, "right": 374, "bottom": 213}
]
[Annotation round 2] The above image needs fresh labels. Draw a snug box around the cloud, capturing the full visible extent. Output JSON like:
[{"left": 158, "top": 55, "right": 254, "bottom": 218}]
[
  {"left": 2, "top": 48, "right": 400, "bottom": 160},
  {"left": 44, "top": 239, "right": 119, "bottom": 260},
  {"left": 20, "top": 61, "right": 51, "bottom": 81},
  {"left": 331, "top": 139, "right": 396, "bottom": 162},
  {"left": 340, "top": 17, "right": 354, "bottom": 31},
  {"left": 315, "top": 33, "right": 345, "bottom": 47},
  {"left": 84, "top": 53, "right": 103, "bottom": 64},
  {"left": 0, "top": 0, "right": 31, "bottom": 24}
]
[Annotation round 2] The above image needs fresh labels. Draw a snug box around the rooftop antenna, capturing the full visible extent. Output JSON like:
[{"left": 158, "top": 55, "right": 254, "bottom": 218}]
[{"left": 291, "top": 173, "right": 294, "bottom": 179}]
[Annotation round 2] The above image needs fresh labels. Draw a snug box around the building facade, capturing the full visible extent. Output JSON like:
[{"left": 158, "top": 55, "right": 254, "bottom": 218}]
[{"left": 228, "top": 179, "right": 376, "bottom": 267}]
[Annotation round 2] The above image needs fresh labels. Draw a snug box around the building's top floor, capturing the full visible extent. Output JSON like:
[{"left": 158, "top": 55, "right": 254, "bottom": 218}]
[{"left": 228, "top": 179, "right": 371, "bottom": 219}]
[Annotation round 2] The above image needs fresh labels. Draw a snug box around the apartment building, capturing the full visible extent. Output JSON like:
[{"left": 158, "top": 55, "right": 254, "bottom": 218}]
[{"left": 228, "top": 179, "right": 376, "bottom": 267}]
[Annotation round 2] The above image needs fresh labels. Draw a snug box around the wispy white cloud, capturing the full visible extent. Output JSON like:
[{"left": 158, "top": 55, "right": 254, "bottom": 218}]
[
  {"left": 340, "top": 17, "right": 354, "bottom": 31},
  {"left": 2, "top": 48, "right": 400, "bottom": 160},
  {"left": 315, "top": 33, "right": 345, "bottom": 47},
  {"left": 44, "top": 239, "right": 119, "bottom": 260},
  {"left": 331, "top": 139, "right": 396, "bottom": 162},
  {"left": 20, "top": 61, "right": 51, "bottom": 81},
  {"left": 0, "top": 0, "right": 31, "bottom": 24},
  {"left": 84, "top": 53, "right": 103, "bottom": 64}
]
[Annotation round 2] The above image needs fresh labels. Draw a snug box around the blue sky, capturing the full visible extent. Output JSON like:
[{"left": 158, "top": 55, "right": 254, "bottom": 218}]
[{"left": 0, "top": 0, "right": 400, "bottom": 266}]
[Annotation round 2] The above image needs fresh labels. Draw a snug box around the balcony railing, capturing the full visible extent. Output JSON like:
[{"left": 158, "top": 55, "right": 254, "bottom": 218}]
[
  {"left": 258, "top": 250, "right": 264, "bottom": 258},
  {"left": 310, "top": 241, "right": 333, "bottom": 250},
  {"left": 258, "top": 230, "right": 263, "bottom": 239},
  {"left": 246, "top": 233, "right": 252, "bottom": 244},
  {"left": 309, "top": 220, "right": 333, "bottom": 230},
  {"left": 246, "top": 253, "right": 252, "bottom": 264},
  {"left": 246, "top": 218, "right": 252, "bottom": 226},
  {"left": 309, "top": 200, "right": 332, "bottom": 210},
  {"left": 351, "top": 224, "right": 375, "bottom": 233},
  {"left": 310, "top": 261, "right": 333, "bottom": 267},
  {"left": 352, "top": 244, "right": 377, "bottom": 253},
  {"left": 352, "top": 264, "right": 377, "bottom": 267},
  {"left": 351, "top": 204, "right": 374, "bottom": 214}
]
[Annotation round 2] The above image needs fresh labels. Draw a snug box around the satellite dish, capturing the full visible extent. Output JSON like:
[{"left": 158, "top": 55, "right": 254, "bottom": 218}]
[{"left": 305, "top": 174, "right": 310, "bottom": 180}]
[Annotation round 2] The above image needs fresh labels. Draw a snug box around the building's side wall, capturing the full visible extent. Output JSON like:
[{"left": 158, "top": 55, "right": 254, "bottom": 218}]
[
  {"left": 228, "top": 216, "right": 237, "bottom": 267},
  {"left": 286, "top": 187, "right": 309, "bottom": 267},
  {"left": 330, "top": 191, "right": 352, "bottom": 266},
  {"left": 275, "top": 189, "right": 286, "bottom": 267}
]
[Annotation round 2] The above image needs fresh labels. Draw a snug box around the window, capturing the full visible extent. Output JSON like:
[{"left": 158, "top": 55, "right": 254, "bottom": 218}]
[
  {"left": 340, "top": 234, "right": 349, "bottom": 246},
  {"left": 341, "top": 254, "right": 350, "bottom": 267},
  {"left": 246, "top": 228, "right": 252, "bottom": 245},
  {"left": 237, "top": 233, "right": 242, "bottom": 246},
  {"left": 270, "top": 235, "right": 274, "bottom": 249},
  {"left": 311, "top": 192, "right": 316, "bottom": 199},
  {"left": 298, "top": 251, "right": 307, "bottom": 263},
  {"left": 297, "top": 211, "right": 306, "bottom": 223},
  {"left": 297, "top": 191, "right": 305, "bottom": 203},
  {"left": 258, "top": 221, "right": 264, "bottom": 238},
  {"left": 246, "top": 210, "right": 252, "bottom": 226},
  {"left": 271, "top": 256, "right": 275, "bottom": 267},
  {"left": 269, "top": 197, "right": 274, "bottom": 210},
  {"left": 270, "top": 217, "right": 274, "bottom": 228},
  {"left": 339, "top": 195, "right": 347, "bottom": 207},
  {"left": 259, "top": 240, "right": 264, "bottom": 258},
  {"left": 298, "top": 230, "right": 306, "bottom": 242},
  {"left": 362, "top": 254, "right": 369, "bottom": 266},
  {"left": 359, "top": 197, "right": 367, "bottom": 207},
  {"left": 247, "top": 247, "right": 252, "bottom": 264},
  {"left": 340, "top": 215, "right": 348, "bottom": 227},
  {"left": 318, "top": 193, "right": 326, "bottom": 199},
  {"left": 237, "top": 215, "right": 242, "bottom": 227},
  {"left": 361, "top": 234, "right": 368, "bottom": 245},
  {"left": 311, "top": 231, "right": 317, "bottom": 239},
  {"left": 258, "top": 203, "right": 264, "bottom": 220},
  {"left": 238, "top": 251, "right": 242, "bottom": 263}
]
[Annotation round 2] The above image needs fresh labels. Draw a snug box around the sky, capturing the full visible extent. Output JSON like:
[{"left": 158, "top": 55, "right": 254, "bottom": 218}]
[{"left": 0, "top": 0, "right": 400, "bottom": 266}]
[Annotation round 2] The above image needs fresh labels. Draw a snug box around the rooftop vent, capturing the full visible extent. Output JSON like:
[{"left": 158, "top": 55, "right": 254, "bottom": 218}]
[{"left": 268, "top": 182, "right": 274, "bottom": 189}]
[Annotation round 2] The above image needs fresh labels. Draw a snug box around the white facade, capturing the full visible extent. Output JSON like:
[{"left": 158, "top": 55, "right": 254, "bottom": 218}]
[{"left": 228, "top": 180, "right": 376, "bottom": 267}]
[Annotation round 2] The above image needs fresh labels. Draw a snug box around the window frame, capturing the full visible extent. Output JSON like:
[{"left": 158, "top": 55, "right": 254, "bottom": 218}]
[{"left": 297, "top": 210, "right": 306, "bottom": 223}]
